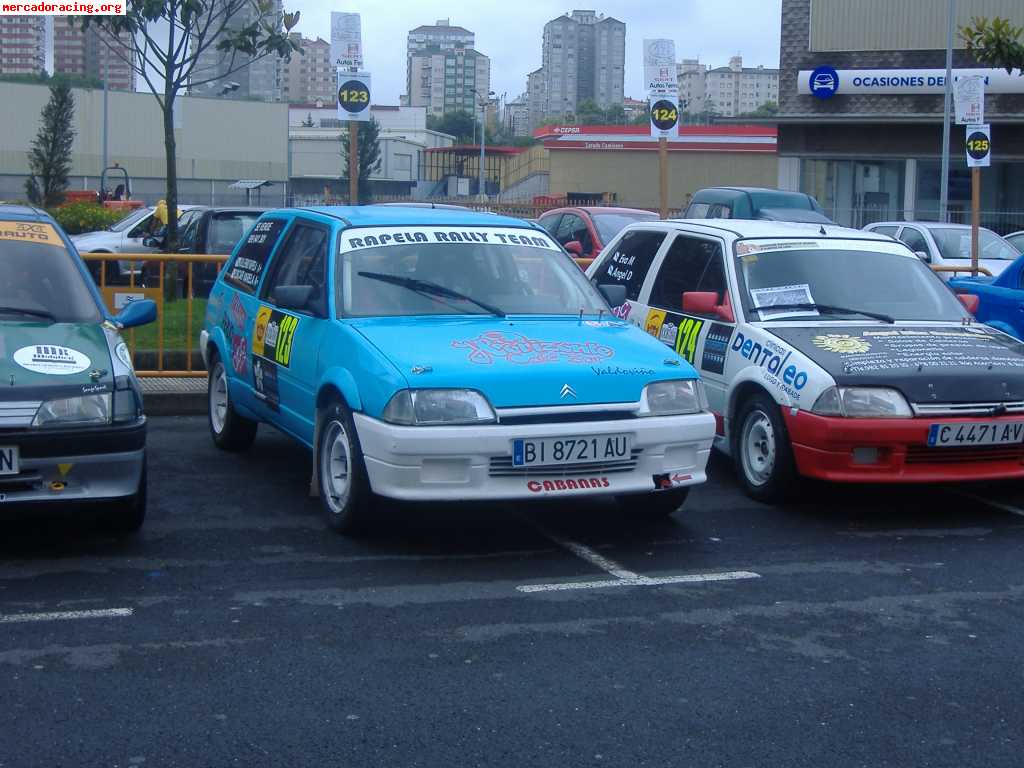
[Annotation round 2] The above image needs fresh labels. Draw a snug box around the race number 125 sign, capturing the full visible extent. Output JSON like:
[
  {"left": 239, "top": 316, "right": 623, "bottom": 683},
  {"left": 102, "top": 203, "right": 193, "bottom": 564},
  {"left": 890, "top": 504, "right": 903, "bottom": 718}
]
[{"left": 966, "top": 124, "right": 991, "bottom": 168}]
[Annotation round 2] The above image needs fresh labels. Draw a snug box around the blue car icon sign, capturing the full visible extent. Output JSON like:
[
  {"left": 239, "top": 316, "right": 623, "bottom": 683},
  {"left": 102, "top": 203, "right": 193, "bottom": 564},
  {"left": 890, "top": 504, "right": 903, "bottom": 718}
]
[{"left": 809, "top": 66, "right": 839, "bottom": 99}]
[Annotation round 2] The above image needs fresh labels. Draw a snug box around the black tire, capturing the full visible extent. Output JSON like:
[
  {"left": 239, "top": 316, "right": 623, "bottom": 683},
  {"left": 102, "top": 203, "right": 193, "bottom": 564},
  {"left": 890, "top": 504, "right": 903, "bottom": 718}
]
[
  {"left": 101, "top": 457, "right": 147, "bottom": 534},
  {"left": 316, "top": 399, "right": 374, "bottom": 535},
  {"left": 733, "top": 392, "right": 798, "bottom": 503},
  {"left": 618, "top": 488, "right": 690, "bottom": 520},
  {"left": 208, "top": 355, "right": 257, "bottom": 452}
]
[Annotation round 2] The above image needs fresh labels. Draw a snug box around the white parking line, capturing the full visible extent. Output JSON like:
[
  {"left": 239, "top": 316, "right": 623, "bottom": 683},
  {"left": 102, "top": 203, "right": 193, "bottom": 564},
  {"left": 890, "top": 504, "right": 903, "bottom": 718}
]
[
  {"left": 527, "top": 523, "right": 760, "bottom": 593},
  {"left": 956, "top": 492, "right": 1024, "bottom": 518},
  {"left": 518, "top": 571, "right": 761, "bottom": 593},
  {"left": 0, "top": 608, "right": 134, "bottom": 624}
]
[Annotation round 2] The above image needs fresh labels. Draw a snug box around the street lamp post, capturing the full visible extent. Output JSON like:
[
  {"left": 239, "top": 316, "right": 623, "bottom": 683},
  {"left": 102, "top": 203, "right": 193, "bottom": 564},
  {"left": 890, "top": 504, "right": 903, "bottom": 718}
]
[
  {"left": 475, "top": 89, "right": 494, "bottom": 201},
  {"left": 939, "top": 0, "right": 956, "bottom": 222}
]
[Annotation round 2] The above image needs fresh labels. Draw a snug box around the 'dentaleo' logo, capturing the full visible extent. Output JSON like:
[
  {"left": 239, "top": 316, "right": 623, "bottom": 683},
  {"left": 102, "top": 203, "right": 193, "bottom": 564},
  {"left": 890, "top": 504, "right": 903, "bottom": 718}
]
[{"left": 13, "top": 345, "right": 91, "bottom": 375}]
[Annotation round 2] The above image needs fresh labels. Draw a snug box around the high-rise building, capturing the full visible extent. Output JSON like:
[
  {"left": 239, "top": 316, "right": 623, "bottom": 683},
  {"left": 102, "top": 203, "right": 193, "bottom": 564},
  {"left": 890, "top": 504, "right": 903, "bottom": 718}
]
[
  {"left": 527, "top": 68, "right": 545, "bottom": 128},
  {"left": 280, "top": 34, "right": 334, "bottom": 105},
  {"left": 407, "top": 45, "right": 490, "bottom": 116},
  {"left": 530, "top": 10, "right": 625, "bottom": 127},
  {"left": 191, "top": 0, "right": 283, "bottom": 100},
  {"left": 404, "top": 20, "right": 484, "bottom": 115},
  {"left": 503, "top": 96, "right": 530, "bottom": 137},
  {"left": 0, "top": 16, "right": 46, "bottom": 76},
  {"left": 700, "top": 56, "right": 779, "bottom": 117},
  {"left": 52, "top": 18, "right": 136, "bottom": 91}
]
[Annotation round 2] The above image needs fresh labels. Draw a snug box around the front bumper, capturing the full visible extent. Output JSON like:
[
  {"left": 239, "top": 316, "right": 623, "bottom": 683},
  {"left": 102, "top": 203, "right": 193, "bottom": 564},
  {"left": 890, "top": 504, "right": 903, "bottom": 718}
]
[
  {"left": 0, "top": 419, "right": 146, "bottom": 506},
  {"left": 353, "top": 411, "right": 716, "bottom": 501},
  {"left": 784, "top": 410, "right": 1024, "bottom": 483}
]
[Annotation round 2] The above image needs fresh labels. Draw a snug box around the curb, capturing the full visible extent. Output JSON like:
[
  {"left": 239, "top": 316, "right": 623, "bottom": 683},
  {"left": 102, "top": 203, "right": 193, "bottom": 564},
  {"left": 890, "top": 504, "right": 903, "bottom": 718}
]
[{"left": 144, "top": 392, "right": 208, "bottom": 417}]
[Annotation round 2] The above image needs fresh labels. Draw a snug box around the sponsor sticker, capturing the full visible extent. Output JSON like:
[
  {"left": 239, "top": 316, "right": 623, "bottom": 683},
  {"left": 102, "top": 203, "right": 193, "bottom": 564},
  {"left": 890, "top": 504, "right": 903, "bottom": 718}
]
[
  {"left": 231, "top": 334, "right": 248, "bottom": 376},
  {"left": 645, "top": 309, "right": 666, "bottom": 336},
  {"left": 453, "top": 332, "right": 614, "bottom": 365},
  {"left": 701, "top": 323, "right": 733, "bottom": 375},
  {"left": 527, "top": 477, "right": 611, "bottom": 493},
  {"left": 731, "top": 331, "right": 808, "bottom": 400},
  {"left": 13, "top": 345, "right": 90, "bottom": 375},
  {"left": 0, "top": 221, "right": 63, "bottom": 246},
  {"left": 813, "top": 334, "right": 871, "bottom": 354},
  {"left": 253, "top": 356, "right": 280, "bottom": 410},
  {"left": 653, "top": 472, "right": 692, "bottom": 489},
  {"left": 750, "top": 284, "right": 817, "bottom": 320},
  {"left": 252, "top": 306, "right": 299, "bottom": 367},
  {"left": 340, "top": 227, "right": 558, "bottom": 252}
]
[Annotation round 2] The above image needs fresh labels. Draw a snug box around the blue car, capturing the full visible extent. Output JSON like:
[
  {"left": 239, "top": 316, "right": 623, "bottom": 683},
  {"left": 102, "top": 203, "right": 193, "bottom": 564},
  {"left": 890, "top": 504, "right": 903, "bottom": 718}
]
[
  {"left": 200, "top": 206, "right": 715, "bottom": 533},
  {"left": 949, "top": 252, "right": 1024, "bottom": 340}
]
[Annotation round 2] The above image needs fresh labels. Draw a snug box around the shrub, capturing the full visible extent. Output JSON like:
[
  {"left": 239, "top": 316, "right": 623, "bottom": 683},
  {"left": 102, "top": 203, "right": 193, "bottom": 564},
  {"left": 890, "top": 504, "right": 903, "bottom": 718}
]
[{"left": 50, "top": 202, "right": 125, "bottom": 235}]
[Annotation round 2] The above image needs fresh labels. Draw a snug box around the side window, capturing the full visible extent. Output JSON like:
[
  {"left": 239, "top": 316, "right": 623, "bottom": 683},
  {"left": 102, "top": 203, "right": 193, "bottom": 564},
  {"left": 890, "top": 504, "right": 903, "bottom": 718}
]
[
  {"left": 556, "top": 214, "right": 594, "bottom": 253},
  {"left": 209, "top": 213, "right": 256, "bottom": 255},
  {"left": 708, "top": 204, "right": 732, "bottom": 219},
  {"left": 538, "top": 214, "right": 561, "bottom": 236},
  {"left": 262, "top": 222, "right": 329, "bottom": 316},
  {"left": 871, "top": 225, "right": 898, "bottom": 238},
  {"left": 686, "top": 202, "right": 711, "bottom": 218},
  {"left": 649, "top": 235, "right": 727, "bottom": 314},
  {"left": 223, "top": 217, "right": 288, "bottom": 293},
  {"left": 592, "top": 229, "right": 666, "bottom": 301},
  {"left": 128, "top": 213, "right": 154, "bottom": 239},
  {"left": 178, "top": 211, "right": 202, "bottom": 250},
  {"left": 899, "top": 227, "right": 929, "bottom": 254}
]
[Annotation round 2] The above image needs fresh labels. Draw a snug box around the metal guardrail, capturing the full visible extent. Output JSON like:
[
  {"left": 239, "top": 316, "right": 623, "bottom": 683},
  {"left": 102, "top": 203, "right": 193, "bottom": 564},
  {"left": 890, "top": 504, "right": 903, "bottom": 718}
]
[
  {"left": 81, "top": 253, "right": 228, "bottom": 378},
  {"left": 931, "top": 264, "right": 994, "bottom": 277}
]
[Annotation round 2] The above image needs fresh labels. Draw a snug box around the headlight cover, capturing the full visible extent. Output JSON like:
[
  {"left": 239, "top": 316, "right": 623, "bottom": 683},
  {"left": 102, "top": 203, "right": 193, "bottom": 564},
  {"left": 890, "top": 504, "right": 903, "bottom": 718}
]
[
  {"left": 382, "top": 389, "right": 496, "bottom": 426},
  {"left": 33, "top": 393, "right": 112, "bottom": 427},
  {"left": 811, "top": 386, "right": 912, "bottom": 418},
  {"left": 638, "top": 379, "right": 707, "bottom": 416}
]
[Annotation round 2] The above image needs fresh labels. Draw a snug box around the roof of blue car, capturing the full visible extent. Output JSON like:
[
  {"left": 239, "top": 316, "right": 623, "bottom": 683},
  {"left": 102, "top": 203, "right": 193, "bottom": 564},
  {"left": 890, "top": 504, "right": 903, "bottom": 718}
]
[
  {"left": 294, "top": 205, "right": 533, "bottom": 229},
  {"left": 0, "top": 203, "right": 52, "bottom": 221}
]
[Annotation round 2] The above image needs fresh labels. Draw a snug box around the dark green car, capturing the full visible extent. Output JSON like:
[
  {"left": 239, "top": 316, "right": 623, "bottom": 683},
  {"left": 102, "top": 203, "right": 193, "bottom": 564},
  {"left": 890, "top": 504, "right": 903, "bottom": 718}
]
[{"left": 0, "top": 205, "right": 156, "bottom": 532}]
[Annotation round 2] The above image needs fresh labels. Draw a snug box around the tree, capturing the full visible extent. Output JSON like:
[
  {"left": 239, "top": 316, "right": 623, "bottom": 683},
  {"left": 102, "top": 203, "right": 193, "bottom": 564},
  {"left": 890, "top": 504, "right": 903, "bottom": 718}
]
[
  {"left": 82, "top": 1, "right": 299, "bottom": 250},
  {"left": 575, "top": 98, "right": 605, "bottom": 124},
  {"left": 604, "top": 104, "right": 626, "bottom": 125},
  {"left": 342, "top": 118, "right": 382, "bottom": 203},
  {"left": 427, "top": 111, "right": 477, "bottom": 143},
  {"left": 25, "top": 81, "right": 75, "bottom": 208},
  {"left": 961, "top": 16, "right": 1024, "bottom": 73}
]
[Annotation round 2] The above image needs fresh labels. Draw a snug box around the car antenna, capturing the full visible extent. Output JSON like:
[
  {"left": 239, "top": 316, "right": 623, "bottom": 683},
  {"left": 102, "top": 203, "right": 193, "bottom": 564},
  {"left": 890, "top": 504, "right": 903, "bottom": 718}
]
[
  {"left": 578, "top": 307, "right": 584, "bottom": 325},
  {"left": 819, "top": 225, "right": 827, "bottom": 236}
]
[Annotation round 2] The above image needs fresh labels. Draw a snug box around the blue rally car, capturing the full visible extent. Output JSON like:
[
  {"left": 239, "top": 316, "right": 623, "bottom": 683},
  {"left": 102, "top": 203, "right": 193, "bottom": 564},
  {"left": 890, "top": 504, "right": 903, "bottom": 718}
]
[
  {"left": 949, "top": 250, "right": 1024, "bottom": 341},
  {"left": 200, "top": 207, "right": 715, "bottom": 533}
]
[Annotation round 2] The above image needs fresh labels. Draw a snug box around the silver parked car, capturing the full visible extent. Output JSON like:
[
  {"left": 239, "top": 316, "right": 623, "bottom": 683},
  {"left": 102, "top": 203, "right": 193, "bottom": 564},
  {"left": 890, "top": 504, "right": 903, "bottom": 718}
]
[{"left": 864, "top": 221, "right": 1020, "bottom": 280}]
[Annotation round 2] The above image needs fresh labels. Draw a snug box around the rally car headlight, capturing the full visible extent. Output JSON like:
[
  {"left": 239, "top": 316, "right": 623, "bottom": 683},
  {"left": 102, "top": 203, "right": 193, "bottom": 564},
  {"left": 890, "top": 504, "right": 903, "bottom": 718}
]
[
  {"left": 639, "top": 380, "right": 707, "bottom": 416},
  {"left": 382, "top": 389, "right": 496, "bottom": 426},
  {"left": 32, "top": 394, "right": 112, "bottom": 427},
  {"left": 811, "top": 386, "right": 912, "bottom": 418}
]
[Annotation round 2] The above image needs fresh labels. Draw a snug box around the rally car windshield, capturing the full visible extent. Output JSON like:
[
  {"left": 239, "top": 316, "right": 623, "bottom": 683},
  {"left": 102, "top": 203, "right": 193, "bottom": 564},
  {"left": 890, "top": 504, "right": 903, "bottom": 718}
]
[
  {"left": 735, "top": 245, "right": 969, "bottom": 323},
  {"left": 338, "top": 241, "right": 608, "bottom": 318},
  {"left": 0, "top": 241, "right": 101, "bottom": 323}
]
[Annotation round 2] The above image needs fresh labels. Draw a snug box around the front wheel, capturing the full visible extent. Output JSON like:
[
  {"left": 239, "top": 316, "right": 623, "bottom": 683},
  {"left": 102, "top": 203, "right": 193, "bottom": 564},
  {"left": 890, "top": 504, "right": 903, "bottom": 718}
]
[
  {"left": 618, "top": 488, "right": 690, "bottom": 520},
  {"left": 734, "top": 393, "right": 798, "bottom": 503},
  {"left": 208, "top": 356, "right": 257, "bottom": 452},
  {"left": 317, "top": 400, "right": 374, "bottom": 535}
]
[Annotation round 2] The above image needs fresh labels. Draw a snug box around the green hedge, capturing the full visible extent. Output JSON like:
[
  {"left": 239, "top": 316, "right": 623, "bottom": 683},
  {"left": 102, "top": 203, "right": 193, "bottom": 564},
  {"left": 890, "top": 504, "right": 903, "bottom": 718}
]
[{"left": 50, "top": 202, "right": 126, "bottom": 235}]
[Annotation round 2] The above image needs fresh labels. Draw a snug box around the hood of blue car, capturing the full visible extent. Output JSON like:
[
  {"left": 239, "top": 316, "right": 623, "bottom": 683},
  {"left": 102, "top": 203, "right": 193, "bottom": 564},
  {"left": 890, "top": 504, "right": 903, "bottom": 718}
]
[{"left": 351, "top": 316, "right": 693, "bottom": 408}]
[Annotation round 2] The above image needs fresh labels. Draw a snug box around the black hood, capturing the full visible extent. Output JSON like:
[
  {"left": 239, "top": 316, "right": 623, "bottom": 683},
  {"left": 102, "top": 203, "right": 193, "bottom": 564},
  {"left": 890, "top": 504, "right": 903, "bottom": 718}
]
[{"left": 768, "top": 325, "right": 1024, "bottom": 404}]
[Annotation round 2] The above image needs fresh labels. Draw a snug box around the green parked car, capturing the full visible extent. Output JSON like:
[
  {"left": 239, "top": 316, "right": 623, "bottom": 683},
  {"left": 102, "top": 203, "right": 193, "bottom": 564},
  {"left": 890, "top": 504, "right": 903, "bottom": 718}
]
[{"left": 0, "top": 205, "right": 156, "bottom": 532}]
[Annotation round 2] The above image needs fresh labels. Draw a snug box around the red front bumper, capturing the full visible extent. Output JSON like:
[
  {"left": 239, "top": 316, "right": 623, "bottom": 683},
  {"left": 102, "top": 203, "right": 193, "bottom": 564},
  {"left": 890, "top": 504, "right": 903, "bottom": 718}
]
[{"left": 783, "top": 410, "right": 1024, "bottom": 483}]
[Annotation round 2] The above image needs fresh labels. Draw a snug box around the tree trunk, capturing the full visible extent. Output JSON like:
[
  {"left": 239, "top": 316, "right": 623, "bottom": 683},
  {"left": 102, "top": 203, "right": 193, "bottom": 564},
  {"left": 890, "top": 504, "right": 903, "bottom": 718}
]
[{"left": 162, "top": 97, "right": 178, "bottom": 252}]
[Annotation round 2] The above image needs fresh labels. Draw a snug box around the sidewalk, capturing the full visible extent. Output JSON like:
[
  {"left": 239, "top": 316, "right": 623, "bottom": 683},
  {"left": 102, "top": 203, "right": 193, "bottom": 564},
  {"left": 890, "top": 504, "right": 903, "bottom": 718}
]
[{"left": 140, "top": 377, "right": 208, "bottom": 417}]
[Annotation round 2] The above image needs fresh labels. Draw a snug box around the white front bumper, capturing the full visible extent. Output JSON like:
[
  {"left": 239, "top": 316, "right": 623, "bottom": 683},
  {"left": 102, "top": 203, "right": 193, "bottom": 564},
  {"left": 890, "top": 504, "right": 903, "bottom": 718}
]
[{"left": 353, "top": 411, "right": 716, "bottom": 501}]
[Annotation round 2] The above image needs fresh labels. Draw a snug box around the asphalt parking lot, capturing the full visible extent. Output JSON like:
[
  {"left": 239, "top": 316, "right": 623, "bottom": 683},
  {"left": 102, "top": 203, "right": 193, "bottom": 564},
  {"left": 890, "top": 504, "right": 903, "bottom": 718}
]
[{"left": 2, "top": 417, "right": 1024, "bottom": 767}]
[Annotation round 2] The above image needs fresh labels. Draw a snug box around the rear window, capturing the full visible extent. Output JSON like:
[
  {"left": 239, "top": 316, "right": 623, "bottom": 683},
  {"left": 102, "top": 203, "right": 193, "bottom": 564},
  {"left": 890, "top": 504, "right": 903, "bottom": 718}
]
[
  {"left": 209, "top": 213, "right": 263, "bottom": 255},
  {"left": 0, "top": 221, "right": 100, "bottom": 323},
  {"left": 223, "top": 218, "right": 288, "bottom": 293},
  {"left": 749, "top": 191, "right": 815, "bottom": 211}
]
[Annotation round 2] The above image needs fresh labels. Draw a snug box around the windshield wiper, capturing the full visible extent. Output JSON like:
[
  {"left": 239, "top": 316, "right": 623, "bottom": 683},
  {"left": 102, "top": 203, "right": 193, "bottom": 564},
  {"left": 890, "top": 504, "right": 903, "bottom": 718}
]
[
  {"left": 358, "top": 272, "right": 506, "bottom": 317},
  {"left": 0, "top": 305, "right": 57, "bottom": 322},
  {"left": 752, "top": 302, "right": 894, "bottom": 324}
]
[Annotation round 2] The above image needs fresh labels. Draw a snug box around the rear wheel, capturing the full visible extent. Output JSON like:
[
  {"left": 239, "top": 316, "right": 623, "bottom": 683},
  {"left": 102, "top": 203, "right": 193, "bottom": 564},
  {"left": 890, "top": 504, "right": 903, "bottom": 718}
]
[
  {"left": 317, "top": 399, "right": 374, "bottom": 535},
  {"left": 101, "top": 458, "right": 147, "bottom": 534},
  {"left": 208, "top": 355, "right": 257, "bottom": 452},
  {"left": 617, "top": 488, "right": 690, "bottom": 520},
  {"left": 734, "top": 392, "right": 798, "bottom": 503}
]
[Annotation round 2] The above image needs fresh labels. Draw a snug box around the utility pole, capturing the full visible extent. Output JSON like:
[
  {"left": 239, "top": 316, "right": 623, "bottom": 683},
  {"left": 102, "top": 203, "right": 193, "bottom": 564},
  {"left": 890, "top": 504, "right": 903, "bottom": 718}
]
[
  {"left": 349, "top": 121, "right": 358, "bottom": 205},
  {"left": 939, "top": 0, "right": 956, "bottom": 222},
  {"left": 102, "top": 49, "right": 109, "bottom": 179}
]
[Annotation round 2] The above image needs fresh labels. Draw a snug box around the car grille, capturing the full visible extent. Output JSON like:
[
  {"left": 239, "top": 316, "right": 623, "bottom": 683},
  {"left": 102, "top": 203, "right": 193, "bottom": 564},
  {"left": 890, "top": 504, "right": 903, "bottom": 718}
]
[
  {"left": 496, "top": 411, "right": 638, "bottom": 426},
  {"left": 0, "top": 470, "right": 42, "bottom": 492},
  {"left": 912, "top": 401, "right": 1024, "bottom": 417},
  {"left": 488, "top": 449, "right": 643, "bottom": 477},
  {"left": 0, "top": 401, "right": 40, "bottom": 428},
  {"left": 905, "top": 445, "right": 1024, "bottom": 465}
]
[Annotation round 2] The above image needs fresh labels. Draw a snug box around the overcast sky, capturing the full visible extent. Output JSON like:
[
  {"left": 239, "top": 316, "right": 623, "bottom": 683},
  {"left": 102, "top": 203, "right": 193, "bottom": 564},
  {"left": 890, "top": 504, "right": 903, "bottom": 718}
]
[{"left": 285, "top": 0, "right": 782, "bottom": 105}]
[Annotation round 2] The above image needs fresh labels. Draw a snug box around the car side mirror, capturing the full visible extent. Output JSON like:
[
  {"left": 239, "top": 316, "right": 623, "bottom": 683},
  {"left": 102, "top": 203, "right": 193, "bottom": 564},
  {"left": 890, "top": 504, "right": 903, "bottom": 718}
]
[
  {"left": 273, "top": 284, "right": 314, "bottom": 311},
  {"left": 143, "top": 236, "right": 162, "bottom": 248},
  {"left": 682, "top": 291, "right": 734, "bottom": 322},
  {"left": 115, "top": 299, "right": 157, "bottom": 329},
  {"left": 564, "top": 240, "right": 584, "bottom": 256},
  {"left": 958, "top": 293, "right": 980, "bottom": 314},
  {"left": 915, "top": 250, "right": 931, "bottom": 262},
  {"left": 598, "top": 284, "right": 627, "bottom": 307}
]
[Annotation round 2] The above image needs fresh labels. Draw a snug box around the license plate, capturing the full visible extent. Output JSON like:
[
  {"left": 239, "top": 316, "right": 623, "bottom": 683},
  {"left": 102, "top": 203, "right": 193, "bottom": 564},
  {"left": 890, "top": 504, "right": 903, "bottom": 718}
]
[
  {"left": 0, "top": 446, "right": 19, "bottom": 476},
  {"left": 927, "top": 421, "right": 1024, "bottom": 447},
  {"left": 512, "top": 434, "right": 631, "bottom": 468}
]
